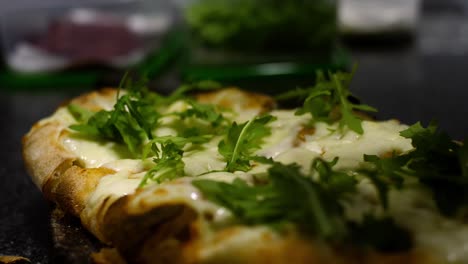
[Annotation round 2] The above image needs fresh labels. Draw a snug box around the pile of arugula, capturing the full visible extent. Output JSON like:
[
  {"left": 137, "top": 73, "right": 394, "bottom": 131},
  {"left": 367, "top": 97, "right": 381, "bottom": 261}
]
[
  {"left": 67, "top": 77, "right": 231, "bottom": 184},
  {"left": 364, "top": 122, "right": 468, "bottom": 216},
  {"left": 193, "top": 158, "right": 411, "bottom": 252},
  {"left": 192, "top": 70, "right": 467, "bottom": 251},
  {"left": 276, "top": 67, "right": 377, "bottom": 134},
  {"left": 218, "top": 115, "right": 276, "bottom": 172}
]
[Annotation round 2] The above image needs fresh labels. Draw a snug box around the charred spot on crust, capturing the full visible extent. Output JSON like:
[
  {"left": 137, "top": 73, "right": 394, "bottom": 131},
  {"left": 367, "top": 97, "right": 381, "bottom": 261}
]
[
  {"left": 153, "top": 188, "right": 169, "bottom": 196},
  {"left": 294, "top": 126, "right": 316, "bottom": 147},
  {"left": 203, "top": 211, "right": 214, "bottom": 222}
]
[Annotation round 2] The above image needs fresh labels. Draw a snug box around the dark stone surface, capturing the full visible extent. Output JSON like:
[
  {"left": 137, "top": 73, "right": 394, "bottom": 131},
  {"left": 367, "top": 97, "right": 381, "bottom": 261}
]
[
  {"left": 0, "top": 3, "right": 467, "bottom": 264},
  {"left": 0, "top": 91, "right": 82, "bottom": 264},
  {"left": 50, "top": 208, "right": 101, "bottom": 264}
]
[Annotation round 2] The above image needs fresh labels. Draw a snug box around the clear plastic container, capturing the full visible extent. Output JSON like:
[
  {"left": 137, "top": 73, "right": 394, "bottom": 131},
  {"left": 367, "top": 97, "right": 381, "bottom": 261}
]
[
  {"left": 184, "top": 0, "right": 338, "bottom": 52},
  {"left": 178, "top": 0, "right": 348, "bottom": 90},
  {"left": 339, "top": 0, "right": 422, "bottom": 35},
  {"left": 1, "top": 0, "right": 177, "bottom": 73}
]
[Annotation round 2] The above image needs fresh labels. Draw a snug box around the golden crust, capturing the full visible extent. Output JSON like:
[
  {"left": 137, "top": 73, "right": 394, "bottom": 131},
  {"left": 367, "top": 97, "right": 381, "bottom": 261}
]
[
  {"left": 49, "top": 166, "right": 115, "bottom": 216},
  {"left": 67, "top": 87, "right": 118, "bottom": 111},
  {"left": 22, "top": 122, "right": 77, "bottom": 190},
  {"left": 22, "top": 88, "right": 118, "bottom": 190},
  {"left": 22, "top": 89, "right": 119, "bottom": 223},
  {"left": 102, "top": 194, "right": 197, "bottom": 262},
  {"left": 0, "top": 256, "right": 31, "bottom": 264}
]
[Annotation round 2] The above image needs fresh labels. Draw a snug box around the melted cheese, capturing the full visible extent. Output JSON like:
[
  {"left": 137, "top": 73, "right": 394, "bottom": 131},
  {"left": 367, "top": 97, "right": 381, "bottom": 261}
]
[
  {"left": 63, "top": 136, "right": 131, "bottom": 167},
  {"left": 258, "top": 110, "right": 309, "bottom": 158},
  {"left": 38, "top": 107, "right": 76, "bottom": 126},
  {"left": 301, "top": 120, "right": 413, "bottom": 169},
  {"left": 183, "top": 140, "right": 226, "bottom": 176},
  {"left": 389, "top": 188, "right": 468, "bottom": 263},
  {"left": 60, "top": 101, "right": 466, "bottom": 263}
]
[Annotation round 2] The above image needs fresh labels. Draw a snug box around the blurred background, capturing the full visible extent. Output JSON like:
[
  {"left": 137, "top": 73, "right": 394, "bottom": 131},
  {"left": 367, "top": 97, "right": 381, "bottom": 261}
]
[
  {"left": 1, "top": 0, "right": 467, "bottom": 138},
  {"left": 0, "top": 0, "right": 467, "bottom": 263}
]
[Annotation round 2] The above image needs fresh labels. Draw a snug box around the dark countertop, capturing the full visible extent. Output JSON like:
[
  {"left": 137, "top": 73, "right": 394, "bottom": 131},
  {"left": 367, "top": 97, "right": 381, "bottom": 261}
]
[
  {"left": 1, "top": 3, "right": 467, "bottom": 264},
  {"left": 0, "top": 92, "right": 84, "bottom": 264}
]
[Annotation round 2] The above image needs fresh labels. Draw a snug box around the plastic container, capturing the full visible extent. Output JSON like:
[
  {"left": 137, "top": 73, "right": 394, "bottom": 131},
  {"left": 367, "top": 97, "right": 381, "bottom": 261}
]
[
  {"left": 179, "top": 0, "right": 349, "bottom": 91},
  {"left": 339, "top": 0, "right": 421, "bottom": 35},
  {"left": 0, "top": 0, "right": 182, "bottom": 89}
]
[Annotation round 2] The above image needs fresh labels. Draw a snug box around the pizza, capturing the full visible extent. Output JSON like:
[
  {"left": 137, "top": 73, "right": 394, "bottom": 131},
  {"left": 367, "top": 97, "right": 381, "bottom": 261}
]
[{"left": 22, "top": 71, "right": 468, "bottom": 264}]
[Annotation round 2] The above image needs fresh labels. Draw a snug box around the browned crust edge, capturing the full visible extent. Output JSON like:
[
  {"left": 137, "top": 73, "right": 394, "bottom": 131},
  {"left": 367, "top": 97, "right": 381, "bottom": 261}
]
[
  {"left": 22, "top": 89, "right": 119, "bottom": 220},
  {"left": 195, "top": 87, "right": 276, "bottom": 114},
  {"left": 22, "top": 88, "right": 118, "bottom": 190}
]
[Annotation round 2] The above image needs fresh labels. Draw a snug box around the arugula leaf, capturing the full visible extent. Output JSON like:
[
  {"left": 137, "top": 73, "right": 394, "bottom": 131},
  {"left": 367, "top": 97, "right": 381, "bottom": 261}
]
[
  {"left": 360, "top": 154, "right": 409, "bottom": 209},
  {"left": 363, "top": 122, "right": 468, "bottom": 216},
  {"left": 161, "top": 80, "right": 222, "bottom": 106},
  {"left": 312, "top": 158, "right": 357, "bottom": 195},
  {"left": 139, "top": 140, "right": 186, "bottom": 187},
  {"left": 114, "top": 94, "right": 160, "bottom": 155},
  {"left": 141, "top": 135, "right": 210, "bottom": 159},
  {"left": 193, "top": 161, "right": 349, "bottom": 240},
  {"left": 68, "top": 77, "right": 223, "bottom": 157},
  {"left": 176, "top": 100, "right": 227, "bottom": 128},
  {"left": 68, "top": 77, "right": 161, "bottom": 156},
  {"left": 71, "top": 94, "right": 160, "bottom": 156},
  {"left": 400, "top": 121, "right": 459, "bottom": 167},
  {"left": 277, "top": 68, "right": 377, "bottom": 134},
  {"left": 347, "top": 215, "right": 412, "bottom": 252},
  {"left": 218, "top": 115, "right": 276, "bottom": 172},
  {"left": 67, "top": 104, "right": 95, "bottom": 123},
  {"left": 399, "top": 122, "right": 467, "bottom": 215}
]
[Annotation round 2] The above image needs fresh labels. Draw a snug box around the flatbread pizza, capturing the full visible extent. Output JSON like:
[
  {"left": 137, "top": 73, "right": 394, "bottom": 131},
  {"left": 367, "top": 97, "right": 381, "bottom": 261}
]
[{"left": 23, "top": 72, "right": 468, "bottom": 263}]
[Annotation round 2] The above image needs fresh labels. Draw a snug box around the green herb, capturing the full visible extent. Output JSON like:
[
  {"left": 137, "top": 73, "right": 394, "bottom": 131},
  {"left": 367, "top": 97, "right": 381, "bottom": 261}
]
[
  {"left": 347, "top": 215, "right": 412, "bottom": 252},
  {"left": 360, "top": 154, "right": 409, "bottom": 209},
  {"left": 176, "top": 100, "right": 227, "bottom": 128},
  {"left": 141, "top": 135, "right": 210, "bottom": 159},
  {"left": 177, "top": 80, "right": 222, "bottom": 94},
  {"left": 400, "top": 122, "right": 467, "bottom": 215},
  {"left": 139, "top": 140, "right": 186, "bottom": 187},
  {"left": 218, "top": 115, "right": 276, "bottom": 172},
  {"left": 161, "top": 80, "right": 222, "bottom": 106},
  {"left": 68, "top": 77, "right": 222, "bottom": 157},
  {"left": 194, "top": 159, "right": 413, "bottom": 249},
  {"left": 138, "top": 134, "right": 213, "bottom": 187},
  {"left": 312, "top": 158, "right": 357, "bottom": 195},
  {"left": 363, "top": 122, "right": 468, "bottom": 216},
  {"left": 278, "top": 68, "right": 377, "bottom": 134},
  {"left": 67, "top": 104, "right": 95, "bottom": 123},
  {"left": 68, "top": 76, "right": 161, "bottom": 156},
  {"left": 69, "top": 91, "right": 160, "bottom": 156},
  {"left": 193, "top": 160, "right": 351, "bottom": 240}
]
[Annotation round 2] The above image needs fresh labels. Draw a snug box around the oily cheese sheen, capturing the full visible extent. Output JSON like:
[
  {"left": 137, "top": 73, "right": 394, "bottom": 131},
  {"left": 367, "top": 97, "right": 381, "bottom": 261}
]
[{"left": 22, "top": 86, "right": 466, "bottom": 264}]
